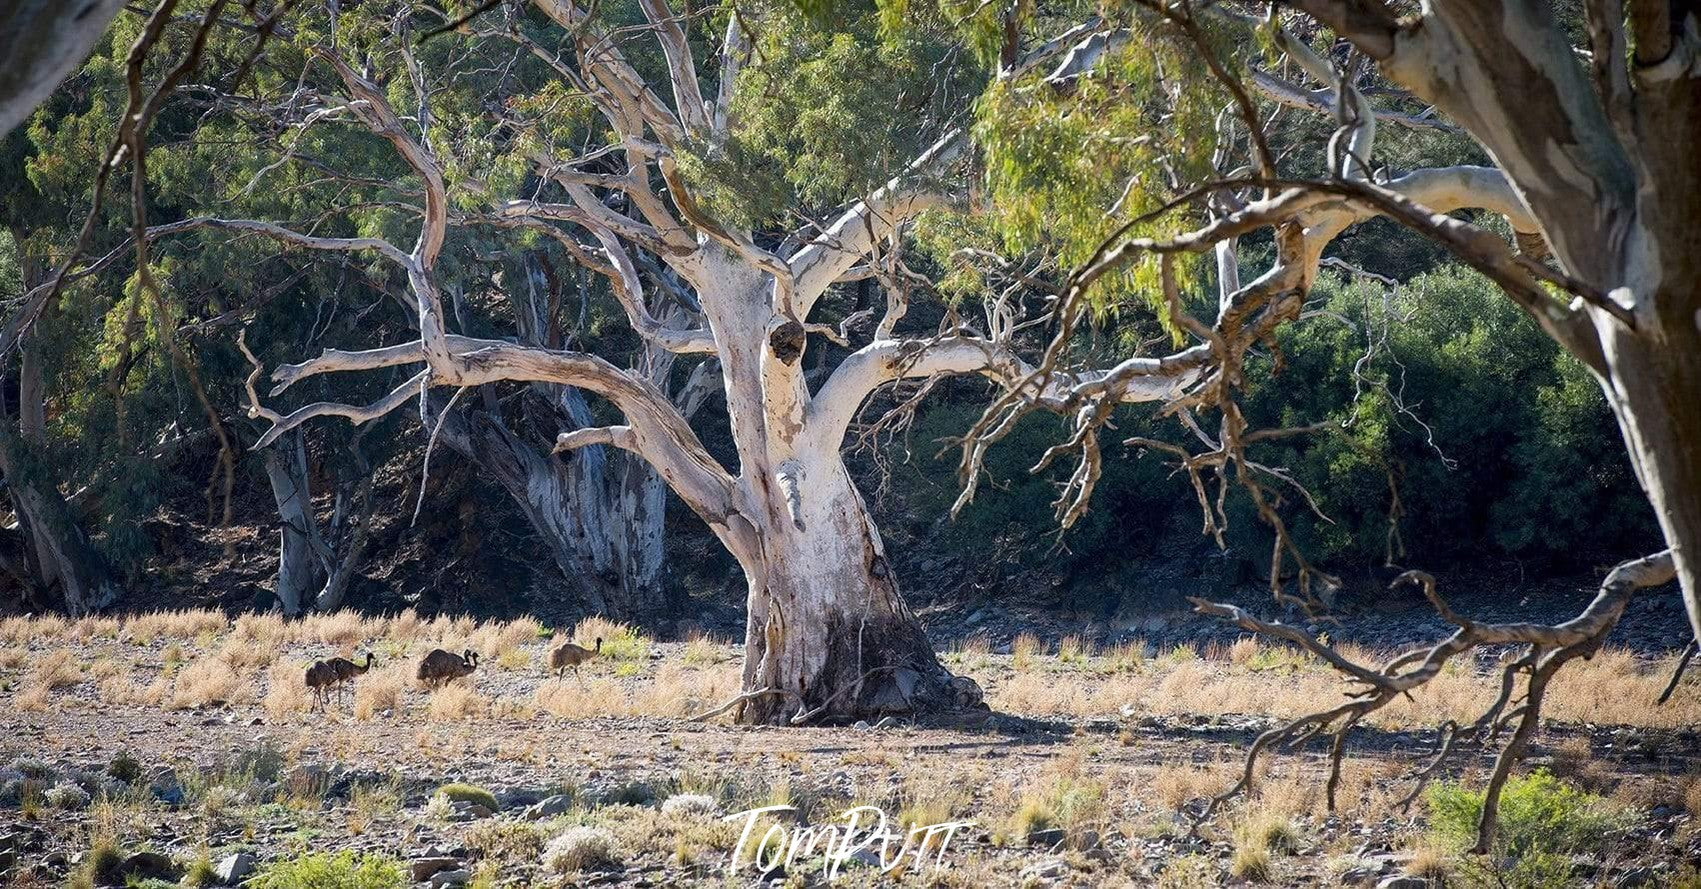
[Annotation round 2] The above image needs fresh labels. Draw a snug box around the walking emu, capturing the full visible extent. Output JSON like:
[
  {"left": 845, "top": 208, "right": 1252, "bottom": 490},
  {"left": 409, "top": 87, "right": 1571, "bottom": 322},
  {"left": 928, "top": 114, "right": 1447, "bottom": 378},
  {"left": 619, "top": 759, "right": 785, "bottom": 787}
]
[
  {"left": 323, "top": 652, "right": 375, "bottom": 703},
  {"left": 304, "top": 660, "right": 337, "bottom": 711}
]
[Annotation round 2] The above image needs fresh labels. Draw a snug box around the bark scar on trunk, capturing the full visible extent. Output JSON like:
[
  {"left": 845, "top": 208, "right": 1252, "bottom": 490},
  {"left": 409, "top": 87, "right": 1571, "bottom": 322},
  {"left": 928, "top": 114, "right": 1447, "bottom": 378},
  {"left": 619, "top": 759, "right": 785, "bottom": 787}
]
[{"left": 769, "top": 319, "right": 806, "bottom": 365}]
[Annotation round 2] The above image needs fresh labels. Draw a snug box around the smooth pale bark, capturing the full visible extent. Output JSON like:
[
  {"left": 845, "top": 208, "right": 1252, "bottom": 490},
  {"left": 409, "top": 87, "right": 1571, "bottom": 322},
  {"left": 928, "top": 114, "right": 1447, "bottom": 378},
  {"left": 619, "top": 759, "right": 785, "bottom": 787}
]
[
  {"left": 737, "top": 441, "right": 976, "bottom": 723},
  {"left": 1291, "top": 0, "right": 1701, "bottom": 643},
  {"left": 675, "top": 248, "right": 974, "bottom": 723},
  {"left": 0, "top": 0, "right": 125, "bottom": 136},
  {"left": 263, "top": 431, "right": 323, "bottom": 616}
]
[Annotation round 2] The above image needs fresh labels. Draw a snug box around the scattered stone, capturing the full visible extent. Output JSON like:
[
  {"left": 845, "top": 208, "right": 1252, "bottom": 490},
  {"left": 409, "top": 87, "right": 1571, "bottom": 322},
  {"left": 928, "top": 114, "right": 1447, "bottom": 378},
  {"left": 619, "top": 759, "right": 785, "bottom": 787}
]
[
  {"left": 410, "top": 857, "right": 461, "bottom": 882},
  {"left": 873, "top": 716, "right": 900, "bottom": 730},
  {"left": 853, "top": 721, "right": 871, "bottom": 731},
  {"left": 118, "top": 850, "right": 179, "bottom": 882},
  {"left": 1374, "top": 877, "right": 1429, "bottom": 889},
  {"left": 148, "top": 768, "right": 185, "bottom": 807},
  {"left": 524, "top": 794, "right": 574, "bottom": 821},
  {"left": 213, "top": 852, "right": 255, "bottom": 885},
  {"left": 1026, "top": 828, "right": 1066, "bottom": 848},
  {"left": 1339, "top": 868, "right": 1377, "bottom": 886},
  {"left": 1019, "top": 859, "right": 1068, "bottom": 884},
  {"left": 430, "top": 869, "right": 471, "bottom": 887},
  {"left": 446, "top": 800, "right": 494, "bottom": 822}
]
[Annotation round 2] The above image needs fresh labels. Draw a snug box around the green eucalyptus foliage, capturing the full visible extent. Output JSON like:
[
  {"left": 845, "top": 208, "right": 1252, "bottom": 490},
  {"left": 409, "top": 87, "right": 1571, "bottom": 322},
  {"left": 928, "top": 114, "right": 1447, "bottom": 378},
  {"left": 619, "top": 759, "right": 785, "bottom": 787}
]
[{"left": 676, "top": 1, "right": 978, "bottom": 230}]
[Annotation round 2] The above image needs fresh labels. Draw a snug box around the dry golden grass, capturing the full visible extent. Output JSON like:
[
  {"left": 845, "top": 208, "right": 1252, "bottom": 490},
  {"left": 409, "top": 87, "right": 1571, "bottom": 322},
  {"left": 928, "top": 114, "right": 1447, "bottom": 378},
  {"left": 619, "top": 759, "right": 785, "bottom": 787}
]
[
  {"left": 533, "top": 662, "right": 740, "bottom": 720},
  {"left": 168, "top": 656, "right": 245, "bottom": 709},
  {"left": 1057, "top": 634, "right": 1095, "bottom": 662},
  {"left": 14, "top": 683, "right": 51, "bottom": 710},
  {"left": 232, "top": 612, "right": 289, "bottom": 649},
  {"left": 1227, "top": 637, "right": 1260, "bottom": 666},
  {"left": 123, "top": 608, "right": 226, "bottom": 643},
  {"left": 300, "top": 611, "right": 372, "bottom": 647},
  {"left": 68, "top": 615, "right": 122, "bottom": 641},
  {"left": 1684, "top": 776, "right": 1701, "bottom": 816},
  {"left": 26, "top": 649, "right": 81, "bottom": 691},
  {"left": 428, "top": 683, "right": 483, "bottom": 721},
  {"left": 263, "top": 661, "right": 310, "bottom": 717},
  {"left": 681, "top": 629, "right": 728, "bottom": 667},
  {"left": 0, "top": 646, "right": 26, "bottom": 671},
  {"left": 1011, "top": 632, "right": 1041, "bottom": 671},
  {"left": 217, "top": 633, "right": 280, "bottom": 670},
  {"left": 1151, "top": 759, "right": 1238, "bottom": 811},
  {"left": 1, "top": 613, "right": 65, "bottom": 643},
  {"left": 383, "top": 608, "right": 427, "bottom": 640},
  {"left": 354, "top": 664, "right": 407, "bottom": 720},
  {"left": 981, "top": 642, "right": 1701, "bottom": 730},
  {"left": 952, "top": 634, "right": 992, "bottom": 657}
]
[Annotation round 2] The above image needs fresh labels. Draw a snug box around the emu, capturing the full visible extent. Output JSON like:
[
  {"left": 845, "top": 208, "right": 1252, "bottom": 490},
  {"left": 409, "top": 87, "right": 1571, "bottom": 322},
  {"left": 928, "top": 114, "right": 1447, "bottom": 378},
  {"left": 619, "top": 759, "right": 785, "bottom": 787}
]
[
  {"left": 417, "top": 648, "right": 478, "bottom": 688},
  {"left": 549, "top": 637, "right": 602, "bottom": 683},
  {"left": 304, "top": 660, "right": 337, "bottom": 711},
  {"left": 323, "top": 651, "right": 375, "bottom": 703}
]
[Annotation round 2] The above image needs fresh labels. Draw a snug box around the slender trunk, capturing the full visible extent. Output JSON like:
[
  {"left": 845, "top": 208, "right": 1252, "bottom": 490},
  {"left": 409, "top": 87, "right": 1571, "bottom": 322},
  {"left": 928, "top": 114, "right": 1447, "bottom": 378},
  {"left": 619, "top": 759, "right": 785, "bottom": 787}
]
[
  {"left": 263, "top": 431, "right": 323, "bottom": 616},
  {"left": 312, "top": 473, "right": 373, "bottom": 612}
]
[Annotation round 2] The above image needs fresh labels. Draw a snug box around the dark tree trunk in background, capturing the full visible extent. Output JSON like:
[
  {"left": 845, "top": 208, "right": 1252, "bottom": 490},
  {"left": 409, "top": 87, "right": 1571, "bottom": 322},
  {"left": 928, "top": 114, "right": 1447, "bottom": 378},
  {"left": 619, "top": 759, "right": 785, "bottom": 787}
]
[{"left": 0, "top": 421, "right": 118, "bottom": 614}]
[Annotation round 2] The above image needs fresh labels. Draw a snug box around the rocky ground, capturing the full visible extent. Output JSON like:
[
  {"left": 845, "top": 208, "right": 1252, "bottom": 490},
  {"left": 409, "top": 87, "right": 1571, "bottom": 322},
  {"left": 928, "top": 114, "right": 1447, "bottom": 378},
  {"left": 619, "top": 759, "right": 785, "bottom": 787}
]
[{"left": 1, "top": 616, "right": 1699, "bottom": 887}]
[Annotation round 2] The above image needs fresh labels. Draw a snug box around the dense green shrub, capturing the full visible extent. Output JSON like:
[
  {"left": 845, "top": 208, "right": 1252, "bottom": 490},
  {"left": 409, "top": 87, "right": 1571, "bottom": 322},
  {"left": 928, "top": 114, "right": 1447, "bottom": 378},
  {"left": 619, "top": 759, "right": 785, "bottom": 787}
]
[
  {"left": 247, "top": 851, "right": 406, "bottom": 889},
  {"left": 886, "top": 264, "right": 1660, "bottom": 592},
  {"left": 1424, "top": 769, "right": 1635, "bottom": 857}
]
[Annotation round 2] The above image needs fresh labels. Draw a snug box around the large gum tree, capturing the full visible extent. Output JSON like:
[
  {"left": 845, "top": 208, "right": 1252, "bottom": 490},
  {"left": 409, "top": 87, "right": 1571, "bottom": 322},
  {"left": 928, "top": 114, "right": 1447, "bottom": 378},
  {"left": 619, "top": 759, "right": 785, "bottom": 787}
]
[{"left": 169, "top": 1, "right": 1178, "bottom": 723}]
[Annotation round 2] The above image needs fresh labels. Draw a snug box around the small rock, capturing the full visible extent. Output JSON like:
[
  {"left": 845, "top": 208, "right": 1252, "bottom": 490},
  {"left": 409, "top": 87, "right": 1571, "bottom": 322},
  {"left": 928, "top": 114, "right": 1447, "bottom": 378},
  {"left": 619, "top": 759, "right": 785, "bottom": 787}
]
[
  {"left": 430, "top": 869, "right": 470, "bottom": 887},
  {"left": 853, "top": 720, "right": 871, "bottom": 730},
  {"left": 149, "top": 768, "right": 184, "bottom": 806},
  {"left": 118, "top": 850, "right": 179, "bottom": 882},
  {"left": 1338, "top": 868, "right": 1376, "bottom": 886},
  {"left": 873, "top": 716, "right": 900, "bottom": 730},
  {"left": 523, "top": 794, "right": 573, "bottom": 821},
  {"left": 411, "top": 857, "right": 462, "bottom": 882},
  {"left": 1374, "top": 877, "right": 1430, "bottom": 889},
  {"left": 1019, "top": 859, "right": 1068, "bottom": 883},
  {"left": 845, "top": 848, "right": 882, "bottom": 868},
  {"left": 1618, "top": 867, "right": 1655, "bottom": 888},
  {"left": 214, "top": 852, "right": 255, "bottom": 885},
  {"left": 1027, "top": 828, "right": 1066, "bottom": 848}
]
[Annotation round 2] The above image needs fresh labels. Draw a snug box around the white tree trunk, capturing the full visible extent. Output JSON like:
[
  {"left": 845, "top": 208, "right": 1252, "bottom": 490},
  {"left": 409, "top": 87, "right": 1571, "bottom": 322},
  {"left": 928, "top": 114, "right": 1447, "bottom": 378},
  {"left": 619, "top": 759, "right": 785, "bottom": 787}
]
[
  {"left": 263, "top": 431, "right": 323, "bottom": 616},
  {"left": 0, "top": 0, "right": 124, "bottom": 136},
  {"left": 736, "top": 448, "right": 975, "bottom": 723},
  {"left": 684, "top": 248, "right": 975, "bottom": 724},
  {"left": 436, "top": 390, "right": 674, "bottom": 618}
]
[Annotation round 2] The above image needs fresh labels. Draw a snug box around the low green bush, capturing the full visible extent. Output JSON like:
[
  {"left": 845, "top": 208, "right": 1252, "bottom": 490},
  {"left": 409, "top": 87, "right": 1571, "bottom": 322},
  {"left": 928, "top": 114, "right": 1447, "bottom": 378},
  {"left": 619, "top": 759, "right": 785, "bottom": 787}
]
[
  {"left": 247, "top": 851, "right": 406, "bottom": 889},
  {"left": 435, "top": 782, "right": 499, "bottom": 812},
  {"left": 1425, "top": 769, "right": 1635, "bottom": 858}
]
